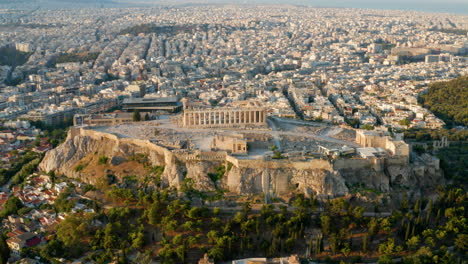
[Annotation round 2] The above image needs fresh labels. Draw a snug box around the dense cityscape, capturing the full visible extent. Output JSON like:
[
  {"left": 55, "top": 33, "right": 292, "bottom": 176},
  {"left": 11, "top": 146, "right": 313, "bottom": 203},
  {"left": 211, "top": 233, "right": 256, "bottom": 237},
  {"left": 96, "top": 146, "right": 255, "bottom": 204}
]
[{"left": 0, "top": 2, "right": 466, "bottom": 264}]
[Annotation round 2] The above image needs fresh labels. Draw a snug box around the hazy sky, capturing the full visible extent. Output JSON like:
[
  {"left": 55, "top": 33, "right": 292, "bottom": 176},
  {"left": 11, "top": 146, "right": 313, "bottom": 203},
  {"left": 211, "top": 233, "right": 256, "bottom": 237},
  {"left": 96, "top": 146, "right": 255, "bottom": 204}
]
[
  {"left": 129, "top": 0, "right": 468, "bottom": 14},
  {"left": 1, "top": 0, "right": 467, "bottom": 14}
]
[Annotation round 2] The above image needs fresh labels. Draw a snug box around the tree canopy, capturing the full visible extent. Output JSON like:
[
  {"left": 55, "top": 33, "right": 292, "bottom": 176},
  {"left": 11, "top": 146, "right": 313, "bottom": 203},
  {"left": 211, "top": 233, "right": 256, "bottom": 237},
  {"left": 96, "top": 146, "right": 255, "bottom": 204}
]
[{"left": 420, "top": 76, "right": 468, "bottom": 126}]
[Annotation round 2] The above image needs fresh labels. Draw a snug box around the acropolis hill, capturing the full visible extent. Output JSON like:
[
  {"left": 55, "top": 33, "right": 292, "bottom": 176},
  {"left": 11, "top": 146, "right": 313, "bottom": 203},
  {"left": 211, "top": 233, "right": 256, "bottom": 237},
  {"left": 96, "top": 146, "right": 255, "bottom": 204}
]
[{"left": 39, "top": 115, "right": 444, "bottom": 198}]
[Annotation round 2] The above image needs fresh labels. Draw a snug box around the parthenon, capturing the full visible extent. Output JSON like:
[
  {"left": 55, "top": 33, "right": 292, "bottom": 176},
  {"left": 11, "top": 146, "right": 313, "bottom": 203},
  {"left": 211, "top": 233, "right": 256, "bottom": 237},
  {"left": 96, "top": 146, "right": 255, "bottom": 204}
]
[{"left": 181, "top": 107, "right": 267, "bottom": 128}]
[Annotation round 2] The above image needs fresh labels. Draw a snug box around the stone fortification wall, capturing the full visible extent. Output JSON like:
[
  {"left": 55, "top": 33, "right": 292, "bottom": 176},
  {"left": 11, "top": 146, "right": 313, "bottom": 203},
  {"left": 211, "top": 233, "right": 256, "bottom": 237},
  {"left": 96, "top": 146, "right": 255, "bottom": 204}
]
[
  {"left": 227, "top": 157, "right": 332, "bottom": 170},
  {"left": 333, "top": 157, "right": 384, "bottom": 172},
  {"left": 385, "top": 156, "right": 410, "bottom": 166},
  {"left": 355, "top": 129, "right": 410, "bottom": 160},
  {"left": 76, "top": 127, "right": 168, "bottom": 156}
]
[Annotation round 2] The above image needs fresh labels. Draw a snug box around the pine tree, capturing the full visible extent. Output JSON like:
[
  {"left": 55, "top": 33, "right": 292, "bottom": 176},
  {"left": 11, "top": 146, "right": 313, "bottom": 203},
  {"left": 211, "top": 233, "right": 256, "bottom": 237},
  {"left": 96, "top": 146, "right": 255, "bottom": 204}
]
[
  {"left": 399, "top": 218, "right": 406, "bottom": 238},
  {"left": 401, "top": 193, "right": 409, "bottom": 212},
  {"left": 405, "top": 222, "right": 411, "bottom": 241},
  {"left": 256, "top": 218, "right": 260, "bottom": 236},
  {"left": 316, "top": 235, "right": 323, "bottom": 255},
  {"left": 330, "top": 233, "right": 339, "bottom": 255},
  {"left": 435, "top": 208, "right": 441, "bottom": 224},
  {"left": 133, "top": 109, "right": 141, "bottom": 122},
  {"left": 362, "top": 234, "right": 368, "bottom": 253},
  {"left": 414, "top": 198, "right": 421, "bottom": 214},
  {"left": 416, "top": 214, "right": 422, "bottom": 226},
  {"left": 308, "top": 237, "right": 314, "bottom": 257},
  {"left": 315, "top": 236, "right": 320, "bottom": 255},
  {"left": 426, "top": 199, "right": 433, "bottom": 224},
  {"left": 0, "top": 236, "right": 10, "bottom": 264},
  {"left": 320, "top": 235, "right": 324, "bottom": 252}
]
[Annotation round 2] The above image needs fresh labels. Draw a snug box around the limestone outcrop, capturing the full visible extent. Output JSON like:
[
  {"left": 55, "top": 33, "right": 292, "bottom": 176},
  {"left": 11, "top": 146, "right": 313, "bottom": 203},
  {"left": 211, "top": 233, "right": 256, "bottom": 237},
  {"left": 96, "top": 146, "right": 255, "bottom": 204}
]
[
  {"left": 39, "top": 128, "right": 444, "bottom": 198},
  {"left": 39, "top": 128, "right": 221, "bottom": 191},
  {"left": 223, "top": 162, "right": 349, "bottom": 197}
]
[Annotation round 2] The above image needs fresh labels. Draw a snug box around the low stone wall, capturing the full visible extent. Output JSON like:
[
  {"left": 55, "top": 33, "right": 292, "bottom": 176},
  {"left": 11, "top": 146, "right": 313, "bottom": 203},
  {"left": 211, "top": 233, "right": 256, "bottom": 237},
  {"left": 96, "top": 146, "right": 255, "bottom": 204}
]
[
  {"left": 183, "top": 151, "right": 227, "bottom": 161},
  {"left": 385, "top": 155, "right": 409, "bottom": 166},
  {"left": 333, "top": 158, "right": 376, "bottom": 171},
  {"left": 77, "top": 127, "right": 170, "bottom": 157}
]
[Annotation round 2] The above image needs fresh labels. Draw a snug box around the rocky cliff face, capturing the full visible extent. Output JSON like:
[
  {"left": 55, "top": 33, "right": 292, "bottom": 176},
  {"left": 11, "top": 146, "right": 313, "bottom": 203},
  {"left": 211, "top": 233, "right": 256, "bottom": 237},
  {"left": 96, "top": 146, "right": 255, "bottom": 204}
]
[
  {"left": 222, "top": 164, "right": 349, "bottom": 198},
  {"left": 339, "top": 168, "right": 390, "bottom": 192},
  {"left": 39, "top": 129, "right": 444, "bottom": 198},
  {"left": 40, "top": 134, "right": 102, "bottom": 179},
  {"left": 39, "top": 129, "right": 222, "bottom": 191}
]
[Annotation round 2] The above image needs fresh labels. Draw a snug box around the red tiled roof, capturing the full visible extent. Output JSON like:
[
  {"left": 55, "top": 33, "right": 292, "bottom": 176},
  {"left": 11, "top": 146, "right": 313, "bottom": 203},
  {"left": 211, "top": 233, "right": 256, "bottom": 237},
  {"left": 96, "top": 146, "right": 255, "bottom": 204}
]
[{"left": 25, "top": 236, "right": 41, "bottom": 247}]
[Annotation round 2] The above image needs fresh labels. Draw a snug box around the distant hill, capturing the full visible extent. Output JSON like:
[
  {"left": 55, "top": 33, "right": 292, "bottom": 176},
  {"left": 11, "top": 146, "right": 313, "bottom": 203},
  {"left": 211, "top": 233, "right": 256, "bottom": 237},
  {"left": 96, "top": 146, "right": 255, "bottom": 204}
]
[{"left": 420, "top": 76, "right": 468, "bottom": 127}]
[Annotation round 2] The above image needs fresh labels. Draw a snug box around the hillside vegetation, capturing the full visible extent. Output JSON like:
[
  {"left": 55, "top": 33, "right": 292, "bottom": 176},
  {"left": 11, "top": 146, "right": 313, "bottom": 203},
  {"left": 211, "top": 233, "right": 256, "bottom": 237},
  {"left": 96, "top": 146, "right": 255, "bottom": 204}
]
[
  {"left": 54, "top": 52, "right": 99, "bottom": 66},
  {"left": 22, "top": 179, "right": 468, "bottom": 264},
  {"left": 420, "top": 76, "right": 468, "bottom": 126}
]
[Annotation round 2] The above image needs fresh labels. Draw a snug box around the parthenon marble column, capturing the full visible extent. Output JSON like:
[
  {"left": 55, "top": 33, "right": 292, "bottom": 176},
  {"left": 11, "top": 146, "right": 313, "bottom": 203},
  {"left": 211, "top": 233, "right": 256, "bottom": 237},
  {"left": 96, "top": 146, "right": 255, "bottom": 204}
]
[{"left": 182, "top": 108, "right": 268, "bottom": 128}]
